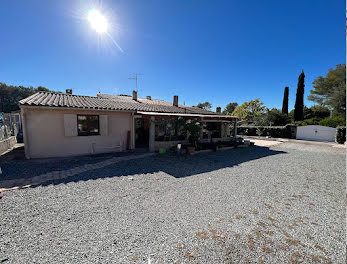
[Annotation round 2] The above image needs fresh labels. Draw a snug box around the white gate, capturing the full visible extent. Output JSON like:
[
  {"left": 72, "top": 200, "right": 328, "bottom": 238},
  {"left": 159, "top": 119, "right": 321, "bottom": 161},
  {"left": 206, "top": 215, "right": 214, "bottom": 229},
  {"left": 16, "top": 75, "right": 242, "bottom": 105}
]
[{"left": 296, "top": 125, "right": 335, "bottom": 142}]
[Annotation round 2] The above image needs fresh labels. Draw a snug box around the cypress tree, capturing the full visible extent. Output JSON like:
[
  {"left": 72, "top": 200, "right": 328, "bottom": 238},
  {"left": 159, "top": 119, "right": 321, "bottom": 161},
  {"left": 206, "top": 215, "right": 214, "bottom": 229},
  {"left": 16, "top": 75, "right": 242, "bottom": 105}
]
[
  {"left": 294, "top": 71, "right": 305, "bottom": 121},
  {"left": 282, "top": 86, "right": 289, "bottom": 115}
]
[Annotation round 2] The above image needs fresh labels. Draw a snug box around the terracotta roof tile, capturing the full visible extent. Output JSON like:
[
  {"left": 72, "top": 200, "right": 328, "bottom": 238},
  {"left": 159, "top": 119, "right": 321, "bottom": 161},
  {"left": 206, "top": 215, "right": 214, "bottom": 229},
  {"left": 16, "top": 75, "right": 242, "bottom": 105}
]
[{"left": 19, "top": 92, "right": 221, "bottom": 116}]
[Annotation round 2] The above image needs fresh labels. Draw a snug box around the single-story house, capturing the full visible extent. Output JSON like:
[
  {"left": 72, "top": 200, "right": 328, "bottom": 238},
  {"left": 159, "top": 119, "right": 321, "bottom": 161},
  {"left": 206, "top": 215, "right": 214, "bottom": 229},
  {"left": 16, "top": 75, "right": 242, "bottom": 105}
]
[{"left": 19, "top": 90, "right": 237, "bottom": 159}]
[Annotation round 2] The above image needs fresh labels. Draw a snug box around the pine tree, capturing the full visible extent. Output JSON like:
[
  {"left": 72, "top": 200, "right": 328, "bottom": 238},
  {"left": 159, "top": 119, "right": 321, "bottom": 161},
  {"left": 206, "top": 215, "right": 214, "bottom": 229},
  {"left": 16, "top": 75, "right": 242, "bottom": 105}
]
[
  {"left": 281, "top": 86, "right": 289, "bottom": 115},
  {"left": 294, "top": 71, "right": 305, "bottom": 121}
]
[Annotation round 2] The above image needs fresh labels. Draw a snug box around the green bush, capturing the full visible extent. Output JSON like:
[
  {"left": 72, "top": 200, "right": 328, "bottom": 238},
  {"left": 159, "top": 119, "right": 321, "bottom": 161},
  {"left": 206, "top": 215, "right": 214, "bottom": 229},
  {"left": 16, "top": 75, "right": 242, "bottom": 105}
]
[
  {"left": 238, "top": 124, "right": 295, "bottom": 138},
  {"left": 303, "top": 117, "right": 322, "bottom": 125},
  {"left": 319, "top": 116, "right": 346, "bottom": 128},
  {"left": 293, "top": 121, "right": 304, "bottom": 126},
  {"left": 294, "top": 117, "right": 327, "bottom": 126},
  {"left": 304, "top": 105, "right": 330, "bottom": 119},
  {"left": 335, "top": 126, "right": 346, "bottom": 144},
  {"left": 182, "top": 119, "right": 202, "bottom": 147}
]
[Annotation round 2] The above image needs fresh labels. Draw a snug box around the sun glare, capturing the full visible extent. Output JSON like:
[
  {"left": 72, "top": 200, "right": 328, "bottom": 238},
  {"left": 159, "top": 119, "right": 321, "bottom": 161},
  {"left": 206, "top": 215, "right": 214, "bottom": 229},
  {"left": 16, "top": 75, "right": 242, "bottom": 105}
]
[{"left": 88, "top": 8, "right": 108, "bottom": 33}]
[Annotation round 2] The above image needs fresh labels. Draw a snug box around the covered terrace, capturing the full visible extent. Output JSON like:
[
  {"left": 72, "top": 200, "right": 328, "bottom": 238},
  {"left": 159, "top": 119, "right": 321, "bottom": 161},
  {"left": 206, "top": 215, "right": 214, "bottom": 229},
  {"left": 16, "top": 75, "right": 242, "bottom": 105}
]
[{"left": 134, "top": 111, "right": 238, "bottom": 152}]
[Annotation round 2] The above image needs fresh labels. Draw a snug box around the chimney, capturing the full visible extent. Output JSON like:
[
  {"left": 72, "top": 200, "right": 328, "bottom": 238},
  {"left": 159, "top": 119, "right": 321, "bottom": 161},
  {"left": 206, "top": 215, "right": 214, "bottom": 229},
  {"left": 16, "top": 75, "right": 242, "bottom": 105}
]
[
  {"left": 132, "top": 90, "right": 138, "bottom": 101},
  {"left": 146, "top": 96, "right": 152, "bottom": 100},
  {"left": 66, "top": 89, "right": 72, "bottom": 95},
  {"left": 173, "top": 95, "right": 178, "bottom": 107},
  {"left": 216, "top": 107, "right": 221, "bottom": 113}
]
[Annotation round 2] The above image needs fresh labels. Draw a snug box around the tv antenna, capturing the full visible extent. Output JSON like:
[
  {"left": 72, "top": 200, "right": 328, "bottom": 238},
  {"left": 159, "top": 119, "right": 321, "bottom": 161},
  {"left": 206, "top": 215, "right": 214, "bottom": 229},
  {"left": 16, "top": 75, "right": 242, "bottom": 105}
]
[{"left": 128, "top": 73, "right": 143, "bottom": 92}]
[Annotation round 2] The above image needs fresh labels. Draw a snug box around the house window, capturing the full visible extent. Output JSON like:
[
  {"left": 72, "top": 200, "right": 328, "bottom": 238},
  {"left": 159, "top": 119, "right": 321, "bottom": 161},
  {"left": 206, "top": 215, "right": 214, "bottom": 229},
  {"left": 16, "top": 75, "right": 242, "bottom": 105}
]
[{"left": 77, "top": 115, "right": 99, "bottom": 136}]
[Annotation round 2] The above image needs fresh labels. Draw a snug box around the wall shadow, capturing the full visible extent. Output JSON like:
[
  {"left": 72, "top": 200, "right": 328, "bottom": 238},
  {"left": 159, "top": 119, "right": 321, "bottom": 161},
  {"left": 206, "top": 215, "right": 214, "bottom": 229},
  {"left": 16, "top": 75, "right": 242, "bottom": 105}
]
[
  {"left": 0, "top": 146, "right": 287, "bottom": 189},
  {"left": 0, "top": 151, "right": 148, "bottom": 181}
]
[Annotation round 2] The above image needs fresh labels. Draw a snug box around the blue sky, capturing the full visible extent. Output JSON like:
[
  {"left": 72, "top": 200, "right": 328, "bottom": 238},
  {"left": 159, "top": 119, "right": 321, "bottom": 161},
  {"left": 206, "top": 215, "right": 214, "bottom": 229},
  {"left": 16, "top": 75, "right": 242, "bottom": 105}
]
[{"left": 0, "top": 0, "right": 345, "bottom": 111}]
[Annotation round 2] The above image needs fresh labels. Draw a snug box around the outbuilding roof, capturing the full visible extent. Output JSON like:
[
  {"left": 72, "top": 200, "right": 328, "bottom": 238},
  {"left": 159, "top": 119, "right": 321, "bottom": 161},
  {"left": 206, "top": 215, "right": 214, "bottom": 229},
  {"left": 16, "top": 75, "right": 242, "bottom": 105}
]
[{"left": 19, "top": 92, "right": 230, "bottom": 117}]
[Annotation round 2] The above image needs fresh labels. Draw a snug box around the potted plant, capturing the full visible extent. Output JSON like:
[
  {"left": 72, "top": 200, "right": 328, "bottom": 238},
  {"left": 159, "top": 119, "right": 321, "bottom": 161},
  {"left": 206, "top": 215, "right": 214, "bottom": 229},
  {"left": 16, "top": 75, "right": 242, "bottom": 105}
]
[{"left": 183, "top": 119, "right": 202, "bottom": 154}]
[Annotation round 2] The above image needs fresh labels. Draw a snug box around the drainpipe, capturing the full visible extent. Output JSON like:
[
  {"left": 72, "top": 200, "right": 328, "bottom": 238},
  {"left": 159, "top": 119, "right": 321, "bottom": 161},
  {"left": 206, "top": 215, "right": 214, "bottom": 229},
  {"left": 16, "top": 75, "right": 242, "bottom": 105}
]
[{"left": 21, "top": 107, "right": 30, "bottom": 159}]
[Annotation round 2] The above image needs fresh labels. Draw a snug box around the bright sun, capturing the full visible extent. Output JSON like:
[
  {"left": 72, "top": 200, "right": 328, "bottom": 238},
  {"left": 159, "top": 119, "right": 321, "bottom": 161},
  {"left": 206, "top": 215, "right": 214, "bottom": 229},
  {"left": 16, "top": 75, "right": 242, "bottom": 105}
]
[{"left": 88, "top": 9, "right": 108, "bottom": 33}]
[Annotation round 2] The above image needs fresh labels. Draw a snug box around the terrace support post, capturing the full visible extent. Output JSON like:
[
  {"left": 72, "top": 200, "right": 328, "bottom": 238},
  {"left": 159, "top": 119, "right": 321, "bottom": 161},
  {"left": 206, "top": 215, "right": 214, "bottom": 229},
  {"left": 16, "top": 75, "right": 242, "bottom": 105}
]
[
  {"left": 225, "top": 122, "right": 231, "bottom": 136},
  {"left": 149, "top": 116, "right": 155, "bottom": 152},
  {"left": 233, "top": 119, "right": 237, "bottom": 138},
  {"left": 220, "top": 122, "right": 225, "bottom": 138}
]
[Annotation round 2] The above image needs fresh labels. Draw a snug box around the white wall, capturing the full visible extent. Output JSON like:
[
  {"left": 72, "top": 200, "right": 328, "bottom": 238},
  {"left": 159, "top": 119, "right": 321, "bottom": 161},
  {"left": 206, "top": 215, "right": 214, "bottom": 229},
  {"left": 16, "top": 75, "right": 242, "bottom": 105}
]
[
  {"left": 23, "top": 108, "right": 133, "bottom": 158},
  {"left": 296, "top": 125, "right": 336, "bottom": 142}
]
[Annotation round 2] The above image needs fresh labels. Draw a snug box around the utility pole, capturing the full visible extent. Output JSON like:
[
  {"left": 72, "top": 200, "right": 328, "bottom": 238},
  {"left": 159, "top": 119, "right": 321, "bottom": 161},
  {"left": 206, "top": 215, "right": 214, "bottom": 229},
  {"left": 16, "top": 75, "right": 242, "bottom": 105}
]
[{"left": 128, "top": 73, "right": 143, "bottom": 92}]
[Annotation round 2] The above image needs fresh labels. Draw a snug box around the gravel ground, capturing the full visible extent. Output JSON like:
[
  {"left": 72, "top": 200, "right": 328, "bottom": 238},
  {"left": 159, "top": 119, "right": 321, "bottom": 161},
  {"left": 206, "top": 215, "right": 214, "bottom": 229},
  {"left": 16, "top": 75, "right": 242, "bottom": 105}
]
[{"left": 0, "top": 142, "right": 345, "bottom": 263}]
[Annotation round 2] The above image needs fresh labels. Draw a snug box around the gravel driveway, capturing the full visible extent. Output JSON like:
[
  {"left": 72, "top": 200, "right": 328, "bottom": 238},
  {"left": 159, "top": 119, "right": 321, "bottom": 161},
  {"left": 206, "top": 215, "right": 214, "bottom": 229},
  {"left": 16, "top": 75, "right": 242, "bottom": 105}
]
[{"left": 0, "top": 141, "right": 345, "bottom": 263}]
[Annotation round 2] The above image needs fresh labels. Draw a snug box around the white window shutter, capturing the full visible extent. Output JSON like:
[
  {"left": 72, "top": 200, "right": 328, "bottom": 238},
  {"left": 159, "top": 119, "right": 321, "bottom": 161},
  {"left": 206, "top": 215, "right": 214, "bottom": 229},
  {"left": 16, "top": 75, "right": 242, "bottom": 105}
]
[
  {"left": 100, "top": 115, "right": 108, "bottom": 136},
  {"left": 64, "top": 114, "right": 78, "bottom": 136}
]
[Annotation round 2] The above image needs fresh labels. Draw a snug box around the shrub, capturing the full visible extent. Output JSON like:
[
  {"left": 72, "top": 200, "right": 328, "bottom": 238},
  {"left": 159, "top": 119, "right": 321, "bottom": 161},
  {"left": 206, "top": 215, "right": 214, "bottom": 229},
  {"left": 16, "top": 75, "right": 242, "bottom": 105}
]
[
  {"left": 183, "top": 119, "right": 202, "bottom": 147},
  {"left": 295, "top": 117, "right": 328, "bottom": 126},
  {"left": 309, "top": 105, "right": 330, "bottom": 119},
  {"left": 293, "top": 121, "right": 304, "bottom": 126},
  {"left": 335, "top": 126, "right": 346, "bottom": 144},
  {"left": 319, "top": 116, "right": 346, "bottom": 128},
  {"left": 238, "top": 124, "right": 295, "bottom": 138},
  {"left": 303, "top": 117, "right": 322, "bottom": 125},
  {"left": 253, "top": 108, "right": 291, "bottom": 126},
  {"left": 303, "top": 105, "right": 330, "bottom": 119}
]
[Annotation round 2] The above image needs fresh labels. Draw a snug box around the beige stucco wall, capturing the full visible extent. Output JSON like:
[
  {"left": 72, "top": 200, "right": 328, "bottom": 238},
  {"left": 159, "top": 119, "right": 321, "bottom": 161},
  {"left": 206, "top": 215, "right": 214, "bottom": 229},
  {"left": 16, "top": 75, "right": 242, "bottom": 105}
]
[
  {"left": 23, "top": 107, "right": 133, "bottom": 159},
  {"left": 0, "top": 136, "right": 17, "bottom": 155}
]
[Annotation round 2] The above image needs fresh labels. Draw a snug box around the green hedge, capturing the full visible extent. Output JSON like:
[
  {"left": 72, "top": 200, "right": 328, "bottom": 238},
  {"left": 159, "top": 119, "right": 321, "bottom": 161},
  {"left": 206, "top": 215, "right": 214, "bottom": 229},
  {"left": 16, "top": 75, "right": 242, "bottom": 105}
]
[
  {"left": 335, "top": 126, "right": 346, "bottom": 144},
  {"left": 237, "top": 124, "right": 296, "bottom": 138},
  {"left": 319, "top": 116, "right": 346, "bottom": 128}
]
